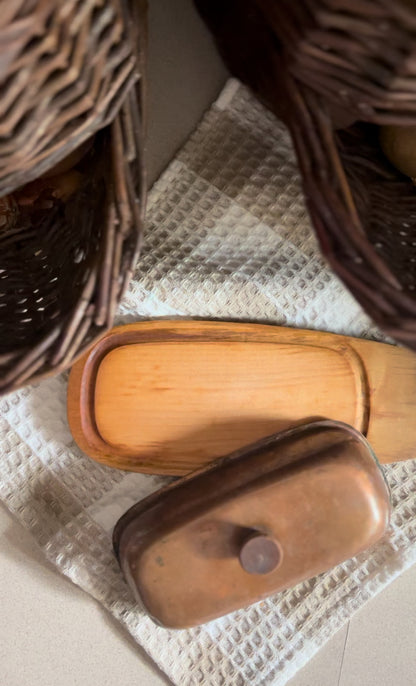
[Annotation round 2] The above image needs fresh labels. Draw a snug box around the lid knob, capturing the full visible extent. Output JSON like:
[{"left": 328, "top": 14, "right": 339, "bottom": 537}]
[{"left": 238, "top": 532, "right": 281, "bottom": 575}]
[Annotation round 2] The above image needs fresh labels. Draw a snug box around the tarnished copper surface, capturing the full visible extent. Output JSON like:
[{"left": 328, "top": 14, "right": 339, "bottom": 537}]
[
  {"left": 238, "top": 533, "right": 282, "bottom": 575},
  {"left": 114, "top": 420, "right": 390, "bottom": 629}
]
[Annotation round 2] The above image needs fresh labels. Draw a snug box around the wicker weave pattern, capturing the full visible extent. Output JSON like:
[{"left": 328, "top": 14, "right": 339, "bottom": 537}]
[
  {"left": 283, "top": 82, "right": 416, "bottom": 344},
  {"left": 0, "top": 0, "right": 145, "bottom": 393},
  {"left": 196, "top": 0, "right": 416, "bottom": 348},
  {"left": 263, "top": 0, "right": 416, "bottom": 126},
  {"left": 0, "top": 0, "right": 139, "bottom": 197}
]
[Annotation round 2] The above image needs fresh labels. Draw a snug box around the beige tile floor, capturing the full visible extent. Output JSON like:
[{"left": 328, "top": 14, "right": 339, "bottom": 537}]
[{"left": 1, "top": 502, "right": 416, "bottom": 686}]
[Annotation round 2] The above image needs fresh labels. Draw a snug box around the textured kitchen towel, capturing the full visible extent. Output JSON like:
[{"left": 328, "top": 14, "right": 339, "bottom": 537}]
[{"left": 1, "top": 80, "right": 416, "bottom": 686}]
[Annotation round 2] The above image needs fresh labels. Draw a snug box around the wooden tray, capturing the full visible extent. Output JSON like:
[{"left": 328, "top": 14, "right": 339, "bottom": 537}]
[{"left": 67, "top": 320, "right": 416, "bottom": 474}]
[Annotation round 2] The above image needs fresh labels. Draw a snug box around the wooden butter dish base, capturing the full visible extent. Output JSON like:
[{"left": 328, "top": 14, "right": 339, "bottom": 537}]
[{"left": 67, "top": 320, "right": 416, "bottom": 474}]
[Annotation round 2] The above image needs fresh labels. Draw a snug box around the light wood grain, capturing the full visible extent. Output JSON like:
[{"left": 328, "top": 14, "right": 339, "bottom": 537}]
[{"left": 67, "top": 320, "right": 416, "bottom": 474}]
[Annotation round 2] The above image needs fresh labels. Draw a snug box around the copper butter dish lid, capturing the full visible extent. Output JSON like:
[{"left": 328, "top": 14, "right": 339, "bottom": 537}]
[{"left": 113, "top": 420, "right": 390, "bottom": 629}]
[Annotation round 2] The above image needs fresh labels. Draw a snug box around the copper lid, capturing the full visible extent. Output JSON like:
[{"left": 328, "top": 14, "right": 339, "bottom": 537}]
[{"left": 114, "top": 420, "right": 390, "bottom": 629}]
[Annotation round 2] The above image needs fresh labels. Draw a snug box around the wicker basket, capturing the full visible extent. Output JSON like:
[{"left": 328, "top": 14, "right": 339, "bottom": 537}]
[
  {"left": 0, "top": 0, "right": 146, "bottom": 393},
  {"left": 196, "top": 0, "right": 416, "bottom": 348}
]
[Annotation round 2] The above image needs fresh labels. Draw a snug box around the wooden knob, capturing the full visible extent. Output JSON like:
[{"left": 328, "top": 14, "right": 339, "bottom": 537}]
[{"left": 238, "top": 533, "right": 281, "bottom": 575}]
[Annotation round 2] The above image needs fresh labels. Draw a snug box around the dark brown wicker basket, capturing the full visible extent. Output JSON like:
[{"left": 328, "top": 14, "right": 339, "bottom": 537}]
[
  {"left": 196, "top": 0, "right": 416, "bottom": 348},
  {"left": 0, "top": 0, "right": 146, "bottom": 393}
]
